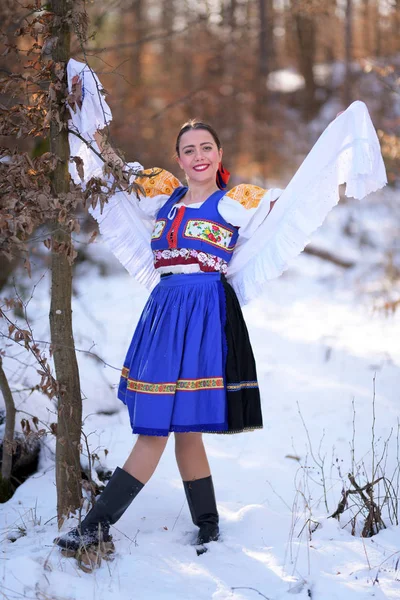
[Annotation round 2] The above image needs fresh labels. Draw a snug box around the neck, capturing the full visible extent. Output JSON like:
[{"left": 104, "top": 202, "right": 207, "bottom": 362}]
[{"left": 185, "top": 180, "right": 219, "bottom": 204}]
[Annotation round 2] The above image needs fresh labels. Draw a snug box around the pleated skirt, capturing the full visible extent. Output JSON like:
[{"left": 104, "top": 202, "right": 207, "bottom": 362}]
[{"left": 118, "top": 272, "right": 263, "bottom": 436}]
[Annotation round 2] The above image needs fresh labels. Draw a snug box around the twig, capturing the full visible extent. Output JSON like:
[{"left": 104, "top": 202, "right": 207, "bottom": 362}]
[
  {"left": 171, "top": 500, "right": 186, "bottom": 532},
  {"left": 303, "top": 244, "right": 355, "bottom": 268},
  {"left": 296, "top": 402, "right": 329, "bottom": 512},
  {"left": 79, "top": 24, "right": 194, "bottom": 56},
  {"left": 362, "top": 537, "right": 371, "bottom": 570},
  {"left": 0, "top": 331, "right": 121, "bottom": 371},
  {"left": 231, "top": 588, "right": 270, "bottom": 599}
]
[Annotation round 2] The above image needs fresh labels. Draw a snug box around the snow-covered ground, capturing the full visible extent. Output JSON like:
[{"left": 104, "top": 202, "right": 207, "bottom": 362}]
[{"left": 1, "top": 190, "right": 400, "bottom": 600}]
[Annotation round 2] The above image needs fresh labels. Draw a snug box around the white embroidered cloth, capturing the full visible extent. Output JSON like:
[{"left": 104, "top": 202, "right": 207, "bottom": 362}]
[{"left": 67, "top": 59, "right": 387, "bottom": 305}]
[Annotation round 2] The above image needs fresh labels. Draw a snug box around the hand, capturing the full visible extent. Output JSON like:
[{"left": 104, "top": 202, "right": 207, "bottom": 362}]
[{"left": 69, "top": 75, "right": 83, "bottom": 110}]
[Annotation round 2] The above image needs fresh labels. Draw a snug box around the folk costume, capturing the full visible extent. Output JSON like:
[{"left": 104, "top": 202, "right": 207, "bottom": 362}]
[
  {"left": 66, "top": 60, "right": 386, "bottom": 439},
  {"left": 56, "top": 59, "right": 387, "bottom": 552}
]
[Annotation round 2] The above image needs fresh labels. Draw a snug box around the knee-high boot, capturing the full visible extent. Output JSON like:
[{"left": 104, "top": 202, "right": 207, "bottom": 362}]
[
  {"left": 183, "top": 475, "right": 219, "bottom": 544},
  {"left": 54, "top": 467, "right": 144, "bottom": 551}
]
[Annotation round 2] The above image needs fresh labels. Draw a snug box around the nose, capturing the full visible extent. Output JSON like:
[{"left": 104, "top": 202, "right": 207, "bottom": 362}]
[{"left": 194, "top": 148, "right": 205, "bottom": 161}]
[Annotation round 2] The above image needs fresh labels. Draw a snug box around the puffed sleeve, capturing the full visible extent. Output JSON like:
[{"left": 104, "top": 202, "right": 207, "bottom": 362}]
[
  {"left": 224, "top": 101, "right": 387, "bottom": 305},
  {"left": 134, "top": 168, "right": 182, "bottom": 219},
  {"left": 218, "top": 184, "right": 282, "bottom": 239}
]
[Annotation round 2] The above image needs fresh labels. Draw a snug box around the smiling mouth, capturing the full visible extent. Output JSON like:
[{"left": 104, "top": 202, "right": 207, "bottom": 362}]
[{"left": 193, "top": 164, "right": 210, "bottom": 172}]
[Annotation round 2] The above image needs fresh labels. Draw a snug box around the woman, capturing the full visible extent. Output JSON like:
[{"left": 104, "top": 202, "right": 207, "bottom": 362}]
[{"left": 56, "top": 59, "right": 387, "bottom": 552}]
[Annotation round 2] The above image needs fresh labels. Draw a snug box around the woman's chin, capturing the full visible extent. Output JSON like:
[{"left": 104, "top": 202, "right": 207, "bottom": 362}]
[{"left": 188, "top": 173, "right": 215, "bottom": 186}]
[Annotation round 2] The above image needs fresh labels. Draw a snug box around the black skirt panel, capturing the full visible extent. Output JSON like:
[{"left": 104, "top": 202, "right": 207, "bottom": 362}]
[{"left": 221, "top": 277, "right": 263, "bottom": 433}]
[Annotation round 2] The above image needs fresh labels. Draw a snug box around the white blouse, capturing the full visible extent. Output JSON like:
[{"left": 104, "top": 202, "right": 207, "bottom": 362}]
[{"left": 66, "top": 58, "right": 387, "bottom": 305}]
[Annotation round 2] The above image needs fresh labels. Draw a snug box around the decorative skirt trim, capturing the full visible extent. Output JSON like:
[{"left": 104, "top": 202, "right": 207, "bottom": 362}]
[
  {"left": 226, "top": 381, "right": 259, "bottom": 391},
  {"left": 133, "top": 422, "right": 229, "bottom": 437},
  {"left": 124, "top": 375, "right": 224, "bottom": 395}
]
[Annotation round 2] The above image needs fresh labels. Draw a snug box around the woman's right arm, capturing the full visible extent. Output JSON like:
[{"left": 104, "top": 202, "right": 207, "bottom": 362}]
[{"left": 69, "top": 70, "right": 181, "bottom": 216}]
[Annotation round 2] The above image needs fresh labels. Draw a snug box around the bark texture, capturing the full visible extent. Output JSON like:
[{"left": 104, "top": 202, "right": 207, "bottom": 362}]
[
  {"left": 344, "top": 0, "right": 353, "bottom": 108},
  {"left": 294, "top": 10, "right": 317, "bottom": 120},
  {"left": 0, "top": 357, "right": 16, "bottom": 483},
  {"left": 48, "top": 0, "right": 82, "bottom": 526}
]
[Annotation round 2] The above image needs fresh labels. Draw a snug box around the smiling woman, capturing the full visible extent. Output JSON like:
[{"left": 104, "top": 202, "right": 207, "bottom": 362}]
[
  {"left": 174, "top": 121, "right": 228, "bottom": 197},
  {"left": 56, "top": 58, "right": 387, "bottom": 557}
]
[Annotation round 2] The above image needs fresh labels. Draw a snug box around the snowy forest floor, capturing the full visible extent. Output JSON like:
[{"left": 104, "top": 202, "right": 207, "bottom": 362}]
[{"left": 1, "top": 187, "right": 400, "bottom": 600}]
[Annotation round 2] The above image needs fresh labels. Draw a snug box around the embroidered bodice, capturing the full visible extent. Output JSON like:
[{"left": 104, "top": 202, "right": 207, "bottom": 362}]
[{"left": 151, "top": 187, "right": 239, "bottom": 275}]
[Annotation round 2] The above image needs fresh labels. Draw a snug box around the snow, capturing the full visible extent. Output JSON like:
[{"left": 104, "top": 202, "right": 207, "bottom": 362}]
[
  {"left": 1, "top": 190, "right": 400, "bottom": 599},
  {"left": 267, "top": 69, "right": 305, "bottom": 93},
  {"left": 266, "top": 62, "right": 349, "bottom": 94}
]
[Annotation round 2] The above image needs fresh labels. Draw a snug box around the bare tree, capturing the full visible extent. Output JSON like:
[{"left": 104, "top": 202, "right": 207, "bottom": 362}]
[
  {"left": 0, "top": 356, "right": 15, "bottom": 497},
  {"left": 48, "top": 0, "right": 83, "bottom": 526}
]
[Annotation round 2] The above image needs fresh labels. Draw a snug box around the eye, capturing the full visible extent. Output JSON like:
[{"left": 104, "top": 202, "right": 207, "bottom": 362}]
[
  {"left": 203, "top": 146, "right": 213, "bottom": 151},
  {"left": 184, "top": 149, "right": 194, "bottom": 155}
]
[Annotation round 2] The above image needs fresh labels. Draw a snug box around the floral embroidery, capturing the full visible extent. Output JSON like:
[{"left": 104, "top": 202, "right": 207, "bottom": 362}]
[
  {"left": 151, "top": 219, "right": 166, "bottom": 240},
  {"left": 121, "top": 366, "right": 129, "bottom": 379},
  {"left": 127, "top": 379, "right": 176, "bottom": 395},
  {"left": 183, "top": 220, "right": 235, "bottom": 251},
  {"left": 225, "top": 184, "right": 267, "bottom": 209},
  {"left": 135, "top": 168, "right": 181, "bottom": 199},
  {"left": 125, "top": 376, "right": 224, "bottom": 395},
  {"left": 153, "top": 248, "right": 228, "bottom": 274},
  {"left": 177, "top": 378, "right": 224, "bottom": 391}
]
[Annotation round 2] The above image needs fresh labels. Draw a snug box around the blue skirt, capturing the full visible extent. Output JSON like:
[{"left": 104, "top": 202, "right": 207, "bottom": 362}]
[
  {"left": 118, "top": 272, "right": 263, "bottom": 436},
  {"left": 118, "top": 273, "right": 228, "bottom": 435}
]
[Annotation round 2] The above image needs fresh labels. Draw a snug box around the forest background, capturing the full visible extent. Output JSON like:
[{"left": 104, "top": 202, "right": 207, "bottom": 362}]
[{"left": 3, "top": 0, "right": 400, "bottom": 186}]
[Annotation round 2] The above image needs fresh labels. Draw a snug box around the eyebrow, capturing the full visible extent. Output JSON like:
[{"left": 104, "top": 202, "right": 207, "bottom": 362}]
[{"left": 181, "top": 142, "right": 214, "bottom": 150}]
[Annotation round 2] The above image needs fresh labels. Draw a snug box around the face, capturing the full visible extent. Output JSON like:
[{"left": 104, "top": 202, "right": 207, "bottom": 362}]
[{"left": 177, "top": 129, "right": 223, "bottom": 185}]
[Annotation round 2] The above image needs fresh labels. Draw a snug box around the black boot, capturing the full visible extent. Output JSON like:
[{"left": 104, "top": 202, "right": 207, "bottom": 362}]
[
  {"left": 183, "top": 476, "right": 219, "bottom": 545},
  {"left": 54, "top": 467, "right": 144, "bottom": 551}
]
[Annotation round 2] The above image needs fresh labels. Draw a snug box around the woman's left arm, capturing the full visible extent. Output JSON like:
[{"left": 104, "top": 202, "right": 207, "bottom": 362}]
[{"left": 225, "top": 102, "right": 387, "bottom": 305}]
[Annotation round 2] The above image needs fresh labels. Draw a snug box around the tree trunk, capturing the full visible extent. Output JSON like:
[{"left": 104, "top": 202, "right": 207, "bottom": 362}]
[
  {"left": 162, "top": 0, "right": 175, "bottom": 72},
  {"left": 294, "top": 11, "right": 317, "bottom": 120},
  {"left": 0, "top": 357, "right": 16, "bottom": 484},
  {"left": 227, "top": 0, "right": 237, "bottom": 29},
  {"left": 48, "top": 0, "right": 82, "bottom": 527},
  {"left": 258, "top": 0, "right": 273, "bottom": 78},
  {"left": 221, "top": 0, "right": 237, "bottom": 28},
  {"left": 127, "top": 0, "right": 144, "bottom": 87},
  {"left": 362, "top": 0, "right": 371, "bottom": 55},
  {"left": 372, "top": 1, "right": 381, "bottom": 56},
  {"left": 395, "top": 0, "right": 400, "bottom": 52},
  {"left": 219, "top": 0, "right": 241, "bottom": 164},
  {"left": 0, "top": 255, "right": 19, "bottom": 293},
  {"left": 344, "top": 0, "right": 353, "bottom": 108}
]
